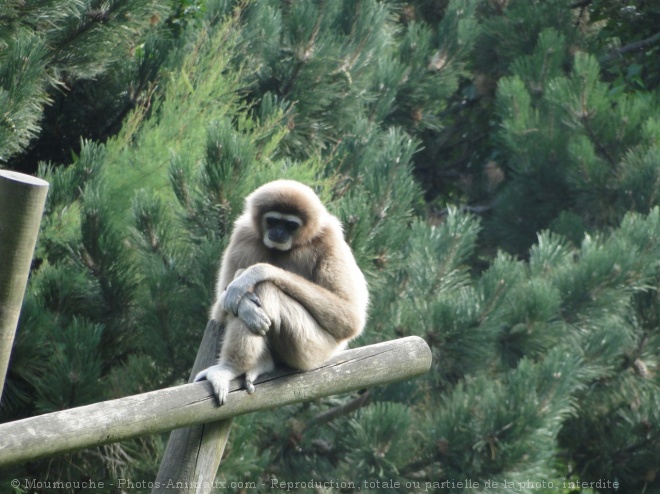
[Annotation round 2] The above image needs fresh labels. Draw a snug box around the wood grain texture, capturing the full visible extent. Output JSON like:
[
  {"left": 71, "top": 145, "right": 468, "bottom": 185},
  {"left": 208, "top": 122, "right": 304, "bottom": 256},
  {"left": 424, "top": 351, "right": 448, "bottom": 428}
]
[
  {"left": 0, "top": 170, "right": 49, "bottom": 400},
  {"left": 0, "top": 336, "right": 431, "bottom": 467},
  {"left": 153, "top": 319, "right": 233, "bottom": 493}
]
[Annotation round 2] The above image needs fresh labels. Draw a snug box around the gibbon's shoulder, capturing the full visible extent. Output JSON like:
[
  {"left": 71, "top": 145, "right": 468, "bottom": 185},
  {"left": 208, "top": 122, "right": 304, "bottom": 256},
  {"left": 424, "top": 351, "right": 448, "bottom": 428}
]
[{"left": 231, "top": 213, "right": 260, "bottom": 242}]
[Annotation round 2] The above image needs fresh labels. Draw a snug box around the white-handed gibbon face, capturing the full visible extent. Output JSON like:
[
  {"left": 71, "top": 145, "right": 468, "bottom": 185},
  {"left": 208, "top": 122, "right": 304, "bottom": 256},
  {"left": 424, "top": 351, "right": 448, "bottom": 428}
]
[{"left": 261, "top": 211, "right": 303, "bottom": 251}]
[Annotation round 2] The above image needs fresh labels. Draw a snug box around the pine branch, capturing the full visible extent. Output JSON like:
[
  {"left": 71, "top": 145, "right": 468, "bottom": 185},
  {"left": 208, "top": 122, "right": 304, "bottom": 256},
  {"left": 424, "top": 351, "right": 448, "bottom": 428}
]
[
  {"left": 435, "top": 203, "right": 495, "bottom": 217},
  {"left": 580, "top": 113, "right": 617, "bottom": 167},
  {"left": 571, "top": 0, "right": 591, "bottom": 27},
  {"left": 599, "top": 32, "right": 660, "bottom": 66},
  {"left": 569, "top": 0, "right": 591, "bottom": 9},
  {"left": 305, "top": 389, "right": 371, "bottom": 429},
  {"left": 281, "top": 13, "right": 323, "bottom": 98}
]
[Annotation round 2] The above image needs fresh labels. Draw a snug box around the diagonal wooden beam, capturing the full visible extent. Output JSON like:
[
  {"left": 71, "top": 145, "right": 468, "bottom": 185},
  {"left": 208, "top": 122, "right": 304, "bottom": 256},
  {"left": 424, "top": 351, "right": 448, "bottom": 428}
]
[{"left": 0, "top": 335, "right": 432, "bottom": 467}]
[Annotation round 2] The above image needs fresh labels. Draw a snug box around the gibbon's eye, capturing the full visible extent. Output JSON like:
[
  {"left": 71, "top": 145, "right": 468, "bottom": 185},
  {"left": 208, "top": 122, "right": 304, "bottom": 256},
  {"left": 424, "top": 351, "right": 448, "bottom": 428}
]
[
  {"left": 283, "top": 220, "right": 300, "bottom": 232},
  {"left": 265, "top": 215, "right": 301, "bottom": 232}
]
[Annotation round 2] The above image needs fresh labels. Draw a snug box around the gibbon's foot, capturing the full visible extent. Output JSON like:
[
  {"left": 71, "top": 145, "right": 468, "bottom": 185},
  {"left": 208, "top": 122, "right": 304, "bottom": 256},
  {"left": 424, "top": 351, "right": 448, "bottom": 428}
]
[
  {"left": 245, "top": 378, "right": 256, "bottom": 395},
  {"left": 243, "top": 359, "right": 274, "bottom": 395},
  {"left": 238, "top": 291, "right": 271, "bottom": 336},
  {"left": 194, "top": 364, "right": 232, "bottom": 405}
]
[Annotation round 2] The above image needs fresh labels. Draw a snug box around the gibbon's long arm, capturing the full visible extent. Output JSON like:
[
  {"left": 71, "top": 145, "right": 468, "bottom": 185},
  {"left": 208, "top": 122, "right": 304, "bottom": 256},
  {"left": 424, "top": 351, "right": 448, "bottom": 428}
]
[{"left": 224, "top": 263, "right": 365, "bottom": 341}]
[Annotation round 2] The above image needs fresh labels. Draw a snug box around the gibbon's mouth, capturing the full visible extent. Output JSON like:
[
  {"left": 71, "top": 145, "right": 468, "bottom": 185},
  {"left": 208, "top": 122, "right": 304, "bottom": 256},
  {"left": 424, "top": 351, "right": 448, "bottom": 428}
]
[{"left": 264, "top": 237, "right": 292, "bottom": 251}]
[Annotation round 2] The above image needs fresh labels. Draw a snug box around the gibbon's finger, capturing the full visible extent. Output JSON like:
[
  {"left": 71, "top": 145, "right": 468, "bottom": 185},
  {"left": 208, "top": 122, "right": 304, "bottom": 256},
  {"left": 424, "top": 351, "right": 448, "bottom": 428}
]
[
  {"left": 244, "top": 291, "right": 262, "bottom": 307},
  {"left": 238, "top": 296, "right": 271, "bottom": 336},
  {"left": 224, "top": 266, "right": 263, "bottom": 315},
  {"left": 224, "top": 279, "right": 247, "bottom": 315},
  {"left": 210, "top": 378, "right": 229, "bottom": 405}
]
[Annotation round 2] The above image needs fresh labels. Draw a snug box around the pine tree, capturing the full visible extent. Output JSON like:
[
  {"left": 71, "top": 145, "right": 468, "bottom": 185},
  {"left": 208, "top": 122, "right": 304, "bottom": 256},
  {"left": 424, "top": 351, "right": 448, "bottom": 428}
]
[
  {"left": 0, "top": 0, "right": 174, "bottom": 168},
  {"left": 491, "top": 37, "right": 660, "bottom": 253}
]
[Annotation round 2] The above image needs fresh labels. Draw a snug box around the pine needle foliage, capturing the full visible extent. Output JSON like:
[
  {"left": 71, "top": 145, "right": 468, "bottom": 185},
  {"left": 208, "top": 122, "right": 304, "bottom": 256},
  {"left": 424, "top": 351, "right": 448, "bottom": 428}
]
[{"left": 0, "top": 0, "right": 172, "bottom": 165}]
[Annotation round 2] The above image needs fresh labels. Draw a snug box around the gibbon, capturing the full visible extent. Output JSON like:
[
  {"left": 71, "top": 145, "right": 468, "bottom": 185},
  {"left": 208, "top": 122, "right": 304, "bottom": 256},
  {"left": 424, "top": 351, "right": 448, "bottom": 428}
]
[{"left": 194, "top": 180, "right": 369, "bottom": 404}]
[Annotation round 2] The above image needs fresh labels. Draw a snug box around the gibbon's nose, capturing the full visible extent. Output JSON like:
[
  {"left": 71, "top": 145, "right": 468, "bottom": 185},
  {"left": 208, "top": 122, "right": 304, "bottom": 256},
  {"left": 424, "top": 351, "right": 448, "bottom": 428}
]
[{"left": 268, "top": 227, "right": 289, "bottom": 244}]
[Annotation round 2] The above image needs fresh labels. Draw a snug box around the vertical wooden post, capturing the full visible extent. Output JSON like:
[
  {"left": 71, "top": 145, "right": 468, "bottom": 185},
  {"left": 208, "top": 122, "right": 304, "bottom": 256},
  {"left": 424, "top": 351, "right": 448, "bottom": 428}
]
[
  {"left": 153, "top": 319, "right": 233, "bottom": 494},
  {"left": 0, "top": 170, "right": 49, "bottom": 401}
]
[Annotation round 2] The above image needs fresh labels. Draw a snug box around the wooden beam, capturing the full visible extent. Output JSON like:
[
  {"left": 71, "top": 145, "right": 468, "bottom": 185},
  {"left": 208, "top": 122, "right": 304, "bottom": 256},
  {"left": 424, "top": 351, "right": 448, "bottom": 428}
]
[
  {"left": 0, "top": 336, "right": 431, "bottom": 467},
  {"left": 0, "top": 170, "right": 49, "bottom": 400}
]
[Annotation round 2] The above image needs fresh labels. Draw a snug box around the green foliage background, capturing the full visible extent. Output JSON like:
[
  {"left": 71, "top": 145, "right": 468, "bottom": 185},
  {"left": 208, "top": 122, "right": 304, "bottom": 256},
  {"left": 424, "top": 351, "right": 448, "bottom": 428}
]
[{"left": 1, "top": 0, "right": 660, "bottom": 492}]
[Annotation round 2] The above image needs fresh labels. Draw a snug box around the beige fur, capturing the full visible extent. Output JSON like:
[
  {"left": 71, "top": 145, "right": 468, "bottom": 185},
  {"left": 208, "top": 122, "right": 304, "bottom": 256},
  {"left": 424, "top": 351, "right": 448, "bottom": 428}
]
[{"left": 195, "top": 180, "right": 369, "bottom": 404}]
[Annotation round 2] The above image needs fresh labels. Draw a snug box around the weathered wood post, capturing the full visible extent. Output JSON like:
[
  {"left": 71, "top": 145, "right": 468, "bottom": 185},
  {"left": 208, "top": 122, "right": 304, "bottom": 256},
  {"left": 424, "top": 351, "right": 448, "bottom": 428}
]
[
  {"left": 0, "top": 170, "right": 49, "bottom": 401},
  {"left": 0, "top": 336, "right": 431, "bottom": 468},
  {"left": 152, "top": 319, "right": 234, "bottom": 493}
]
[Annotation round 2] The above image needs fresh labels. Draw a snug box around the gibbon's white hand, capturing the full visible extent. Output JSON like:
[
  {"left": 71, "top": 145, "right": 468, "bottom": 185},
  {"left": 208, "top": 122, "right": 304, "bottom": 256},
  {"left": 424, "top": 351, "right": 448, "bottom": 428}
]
[
  {"left": 238, "top": 291, "right": 270, "bottom": 336},
  {"left": 224, "top": 265, "right": 265, "bottom": 315}
]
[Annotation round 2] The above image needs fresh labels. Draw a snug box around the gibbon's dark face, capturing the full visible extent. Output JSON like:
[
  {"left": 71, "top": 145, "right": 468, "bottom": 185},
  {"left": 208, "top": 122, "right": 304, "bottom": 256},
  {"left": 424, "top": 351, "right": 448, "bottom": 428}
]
[{"left": 262, "top": 211, "right": 303, "bottom": 251}]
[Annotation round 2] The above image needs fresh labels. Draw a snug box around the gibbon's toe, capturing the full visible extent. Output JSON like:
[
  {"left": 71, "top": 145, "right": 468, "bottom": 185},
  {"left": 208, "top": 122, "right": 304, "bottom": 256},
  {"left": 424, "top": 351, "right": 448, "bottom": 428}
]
[
  {"left": 209, "top": 375, "right": 229, "bottom": 405},
  {"left": 195, "top": 365, "right": 230, "bottom": 404},
  {"left": 193, "top": 368, "right": 208, "bottom": 383}
]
